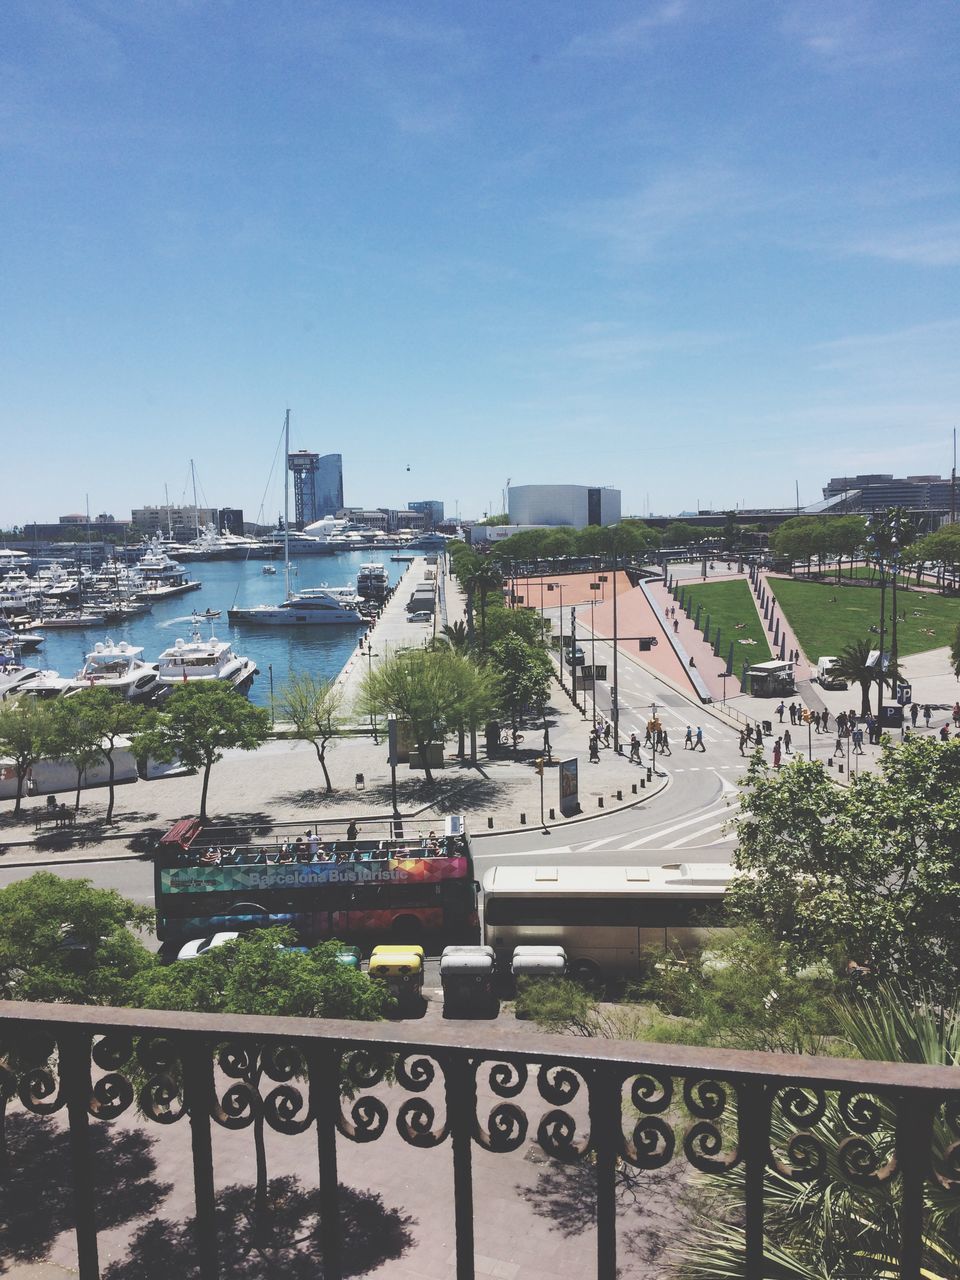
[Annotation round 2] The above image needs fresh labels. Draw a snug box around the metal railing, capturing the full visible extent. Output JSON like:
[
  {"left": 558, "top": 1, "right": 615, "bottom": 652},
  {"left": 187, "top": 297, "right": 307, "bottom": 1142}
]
[{"left": 0, "top": 1000, "right": 957, "bottom": 1280}]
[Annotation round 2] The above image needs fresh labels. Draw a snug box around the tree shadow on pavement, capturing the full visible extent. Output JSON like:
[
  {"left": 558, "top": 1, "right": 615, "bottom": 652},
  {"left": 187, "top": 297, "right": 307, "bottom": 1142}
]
[
  {"left": 272, "top": 772, "right": 513, "bottom": 816},
  {"left": 202, "top": 812, "right": 275, "bottom": 841},
  {"left": 104, "top": 1175, "right": 415, "bottom": 1280},
  {"left": 0, "top": 1113, "right": 171, "bottom": 1273},
  {"left": 517, "top": 1151, "right": 687, "bottom": 1270}
]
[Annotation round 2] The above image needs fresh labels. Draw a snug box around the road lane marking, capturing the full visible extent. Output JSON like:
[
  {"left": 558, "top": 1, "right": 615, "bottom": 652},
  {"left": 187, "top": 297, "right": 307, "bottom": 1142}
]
[
  {"left": 663, "top": 820, "right": 729, "bottom": 849},
  {"left": 621, "top": 805, "right": 731, "bottom": 849}
]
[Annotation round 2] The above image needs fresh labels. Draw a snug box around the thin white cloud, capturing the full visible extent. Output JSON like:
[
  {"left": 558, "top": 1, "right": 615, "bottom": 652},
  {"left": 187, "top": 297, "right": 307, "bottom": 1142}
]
[
  {"left": 561, "top": 163, "right": 770, "bottom": 261},
  {"left": 561, "top": 322, "right": 733, "bottom": 367},
  {"left": 843, "top": 224, "right": 960, "bottom": 267},
  {"left": 565, "top": 2, "right": 688, "bottom": 57},
  {"left": 781, "top": 0, "right": 917, "bottom": 69}
]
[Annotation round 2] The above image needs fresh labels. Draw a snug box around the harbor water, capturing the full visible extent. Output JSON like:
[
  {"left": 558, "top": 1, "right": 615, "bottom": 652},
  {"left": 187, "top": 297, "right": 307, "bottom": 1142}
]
[{"left": 29, "top": 552, "right": 409, "bottom": 709}]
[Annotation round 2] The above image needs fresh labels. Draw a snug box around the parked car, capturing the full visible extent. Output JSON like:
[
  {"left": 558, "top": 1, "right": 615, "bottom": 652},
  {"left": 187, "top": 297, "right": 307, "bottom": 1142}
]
[
  {"left": 177, "top": 932, "right": 239, "bottom": 960},
  {"left": 408, "top": 611, "right": 433, "bottom": 622}
]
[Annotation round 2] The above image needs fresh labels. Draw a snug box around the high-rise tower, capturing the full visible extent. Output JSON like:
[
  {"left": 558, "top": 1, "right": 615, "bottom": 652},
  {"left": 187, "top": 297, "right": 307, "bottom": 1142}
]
[{"left": 288, "top": 450, "right": 344, "bottom": 529}]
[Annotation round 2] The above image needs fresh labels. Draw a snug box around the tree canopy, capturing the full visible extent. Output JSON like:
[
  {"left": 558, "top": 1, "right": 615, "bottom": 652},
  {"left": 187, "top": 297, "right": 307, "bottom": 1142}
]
[
  {"left": 730, "top": 740, "right": 960, "bottom": 995},
  {"left": 0, "top": 697, "right": 56, "bottom": 814},
  {"left": 133, "top": 684, "right": 270, "bottom": 820},
  {"left": 279, "top": 673, "right": 343, "bottom": 793},
  {"left": 0, "top": 872, "right": 154, "bottom": 1005},
  {"left": 357, "top": 646, "right": 464, "bottom": 783}
]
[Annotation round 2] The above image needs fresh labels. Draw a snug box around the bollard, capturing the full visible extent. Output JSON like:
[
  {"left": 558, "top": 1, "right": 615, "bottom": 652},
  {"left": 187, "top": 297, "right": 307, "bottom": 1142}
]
[
  {"left": 640, "top": 777, "right": 645, "bottom": 788},
  {"left": 549, "top": 807, "right": 555, "bottom": 820},
  {"left": 632, "top": 783, "right": 637, "bottom": 794},
  {"left": 487, "top": 817, "right": 494, "bottom": 828},
  {"left": 598, "top": 796, "right": 604, "bottom": 808},
  {"left": 520, "top": 813, "right": 526, "bottom": 824},
  {"left": 838, "top": 763, "right": 844, "bottom": 774},
  {"left": 647, "top": 768, "right": 653, "bottom": 782},
  {"left": 828, "top": 758, "right": 834, "bottom": 768},
  {"left": 616, "top": 789, "right": 622, "bottom": 801}
]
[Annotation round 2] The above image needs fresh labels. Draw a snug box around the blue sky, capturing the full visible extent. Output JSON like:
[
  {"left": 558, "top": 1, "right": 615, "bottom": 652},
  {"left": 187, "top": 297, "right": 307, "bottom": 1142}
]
[{"left": 2, "top": 0, "right": 958, "bottom": 526}]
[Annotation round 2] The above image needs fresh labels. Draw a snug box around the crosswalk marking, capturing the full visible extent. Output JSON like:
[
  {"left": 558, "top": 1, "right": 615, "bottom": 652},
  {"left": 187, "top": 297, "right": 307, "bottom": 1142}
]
[
  {"left": 621, "top": 804, "right": 730, "bottom": 849},
  {"left": 663, "top": 820, "right": 728, "bottom": 849}
]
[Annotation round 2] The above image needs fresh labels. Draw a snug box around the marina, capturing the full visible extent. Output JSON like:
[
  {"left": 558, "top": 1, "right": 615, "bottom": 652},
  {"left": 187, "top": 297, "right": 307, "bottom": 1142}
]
[{"left": 0, "top": 552, "right": 409, "bottom": 710}]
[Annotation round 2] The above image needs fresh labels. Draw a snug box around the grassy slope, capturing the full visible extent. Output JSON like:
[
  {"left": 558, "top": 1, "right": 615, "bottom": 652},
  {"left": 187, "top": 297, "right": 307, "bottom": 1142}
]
[
  {"left": 769, "top": 577, "right": 960, "bottom": 660},
  {"left": 678, "top": 579, "right": 773, "bottom": 668}
]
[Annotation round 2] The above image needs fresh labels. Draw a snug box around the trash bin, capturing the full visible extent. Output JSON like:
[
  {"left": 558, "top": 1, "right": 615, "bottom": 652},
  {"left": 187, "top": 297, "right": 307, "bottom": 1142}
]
[{"left": 762, "top": 720, "right": 772, "bottom": 736}]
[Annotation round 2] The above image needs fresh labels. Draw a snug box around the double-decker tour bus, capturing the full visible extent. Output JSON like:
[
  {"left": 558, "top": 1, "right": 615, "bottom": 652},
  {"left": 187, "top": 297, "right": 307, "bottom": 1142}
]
[{"left": 155, "top": 816, "right": 478, "bottom": 953}]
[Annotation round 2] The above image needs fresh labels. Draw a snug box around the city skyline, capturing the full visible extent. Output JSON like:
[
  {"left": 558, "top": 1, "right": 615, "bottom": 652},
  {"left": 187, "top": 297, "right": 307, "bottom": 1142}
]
[{"left": 2, "top": 1, "right": 958, "bottom": 526}]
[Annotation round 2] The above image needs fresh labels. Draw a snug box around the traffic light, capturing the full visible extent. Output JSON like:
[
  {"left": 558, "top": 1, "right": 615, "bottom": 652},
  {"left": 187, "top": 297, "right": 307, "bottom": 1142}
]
[
  {"left": 535, "top": 757, "right": 544, "bottom": 776},
  {"left": 802, "top": 710, "right": 811, "bottom": 724}
]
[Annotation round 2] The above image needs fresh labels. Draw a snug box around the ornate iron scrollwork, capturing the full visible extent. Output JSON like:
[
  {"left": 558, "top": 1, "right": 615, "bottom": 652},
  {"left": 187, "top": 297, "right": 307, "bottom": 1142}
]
[
  {"left": 15, "top": 1032, "right": 64, "bottom": 1116},
  {"left": 622, "top": 1071, "right": 675, "bottom": 1169},
  {"left": 136, "top": 1034, "right": 186, "bottom": 1125},
  {"left": 212, "top": 1042, "right": 260, "bottom": 1130},
  {"left": 683, "top": 1076, "right": 741, "bottom": 1173},
  {"left": 836, "top": 1089, "right": 897, "bottom": 1188},
  {"left": 336, "top": 1048, "right": 391, "bottom": 1144},
  {"left": 395, "top": 1054, "right": 447, "bottom": 1148},
  {"left": 535, "top": 1062, "right": 589, "bottom": 1162},
  {"left": 768, "top": 1085, "right": 830, "bottom": 1183},
  {"left": 474, "top": 1058, "right": 528, "bottom": 1152},
  {"left": 935, "top": 1096, "right": 960, "bottom": 1191},
  {"left": 88, "top": 1031, "right": 135, "bottom": 1119}
]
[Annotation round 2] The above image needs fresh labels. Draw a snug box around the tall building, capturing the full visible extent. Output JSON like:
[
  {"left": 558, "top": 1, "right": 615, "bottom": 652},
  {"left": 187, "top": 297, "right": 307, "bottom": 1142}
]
[
  {"left": 288, "top": 451, "right": 343, "bottom": 529},
  {"left": 316, "top": 453, "right": 344, "bottom": 519},
  {"left": 130, "top": 505, "right": 218, "bottom": 537},
  {"left": 409, "top": 500, "right": 444, "bottom": 528}
]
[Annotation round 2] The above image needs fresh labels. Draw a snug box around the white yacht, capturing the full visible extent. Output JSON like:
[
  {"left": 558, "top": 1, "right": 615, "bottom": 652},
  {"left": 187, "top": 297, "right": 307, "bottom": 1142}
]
[
  {"left": 133, "top": 538, "right": 202, "bottom": 600},
  {"left": 0, "top": 658, "right": 62, "bottom": 701},
  {"left": 178, "top": 523, "right": 262, "bottom": 561},
  {"left": 156, "top": 629, "right": 257, "bottom": 692},
  {"left": 357, "top": 562, "right": 389, "bottom": 600},
  {"left": 227, "top": 589, "right": 363, "bottom": 626},
  {"left": 64, "top": 640, "right": 161, "bottom": 702},
  {"left": 229, "top": 411, "right": 365, "bottom": 627}
]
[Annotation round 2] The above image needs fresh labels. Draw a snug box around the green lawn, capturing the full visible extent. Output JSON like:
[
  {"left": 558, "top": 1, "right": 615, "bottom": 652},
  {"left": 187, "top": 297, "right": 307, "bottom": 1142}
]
[
  {"left": 769, "top": 577, "right": 960, "bottom": 660},
  {"left": 676, "top": 579, "right": 773, "bottom": 670}
]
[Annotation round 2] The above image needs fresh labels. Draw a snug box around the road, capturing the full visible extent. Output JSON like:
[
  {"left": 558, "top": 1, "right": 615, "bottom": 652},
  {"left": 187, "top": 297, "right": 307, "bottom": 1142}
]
[{"left": 0, "top": 633, "right": 748, "bottom": 933}]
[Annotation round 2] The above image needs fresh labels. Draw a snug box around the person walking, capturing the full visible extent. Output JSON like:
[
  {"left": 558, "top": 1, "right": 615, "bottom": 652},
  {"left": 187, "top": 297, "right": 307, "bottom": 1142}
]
[
  {"left": 910, "top": 702, "right": 919, "bottom": 727},
  {"left": 589, "top": 732, "right": 600, "bottom": 763},
  {"left": 739, "top": 729, "right": 747, "bottom": 756},
  {"left": 923, "top": 704, "right": 932, "bottom": 729},
  {"left": 772, "top": 738, "right": 782, "bottom": 768},
  {"left": 673, "top": 618, "right": 679, "bottom": 634},
  {"left": 821, "top": 709, "right": 830, "bottom": 733},
  {"left": 776, "top": 700, "right": 786, "bottom": 723},
  {"left": 629, "top": 733, "right": 640, "bottom": 762},
  {"left": 832, "top": 733, "right": 845, "bottom": 758},
  {"left": 813, "top": 711, "right": 821, "bottom": 734},
  {"left": 953, "top": 701, "right": 960, "bottom": 728},
  {"left": 603, "top": 721, "right": 612, "bottom": 748},
  {"left": 661, "top": 728, "right": 671, "bottom": 756},
  {"left": 346, "top": 820, "right": 359, "bottom": 842},
  {"left": 852, "top": 727, "right": 865, "bottom": 755},
  {"left": 783, "top": 728, "right": 792, "bottom": 754},
  {"left": 694, "top": 726, "right": 706, "bottom": 752},
  {"left": 684, "top": 726, "right": 693, "bottom": 750},
  {"left": 788, "top": 703, "right": 797, "bottom": 726}
]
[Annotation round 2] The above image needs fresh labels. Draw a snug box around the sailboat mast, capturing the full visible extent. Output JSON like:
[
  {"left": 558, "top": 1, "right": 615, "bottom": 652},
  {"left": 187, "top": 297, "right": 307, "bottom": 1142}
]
[
  {"left": 164, "top": 484, "right": 173, "bottom": 539},
  {"left": 283, "top": 410, "right": 291, "bottom": 598},
  {"left": 190, "top": 460, "right": 200, "bottom": 539}
]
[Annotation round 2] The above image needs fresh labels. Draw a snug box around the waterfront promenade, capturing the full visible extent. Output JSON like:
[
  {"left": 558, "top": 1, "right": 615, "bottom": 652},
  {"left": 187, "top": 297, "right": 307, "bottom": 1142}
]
[{"left": 0, "top": 558, "right": 658, "bottom": 863}]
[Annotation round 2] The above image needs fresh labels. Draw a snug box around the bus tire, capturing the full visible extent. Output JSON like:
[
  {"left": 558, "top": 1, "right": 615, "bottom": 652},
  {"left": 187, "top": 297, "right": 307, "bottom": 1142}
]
[
  {"left": 391, "top": 916, "right": 423, "bottom": 942},
  {"left": 571, "top": 958, "right": 604, "bottom": 994}
]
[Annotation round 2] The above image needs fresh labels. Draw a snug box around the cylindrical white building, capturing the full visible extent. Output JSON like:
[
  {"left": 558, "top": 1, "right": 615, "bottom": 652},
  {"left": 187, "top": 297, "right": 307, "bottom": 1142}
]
[{"left": 507, "top": 485, "right": 621, "bottom": 529}]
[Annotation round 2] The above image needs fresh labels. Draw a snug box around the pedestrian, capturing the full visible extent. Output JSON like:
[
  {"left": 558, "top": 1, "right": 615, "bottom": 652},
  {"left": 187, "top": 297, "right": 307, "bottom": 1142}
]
[
  {"left": 644, "top": 719, "right": 654, "bottom": 746},
  {"left": 953, "top": 702, "right": 960, "bottom": 728},
  {"left": 772, "top": 738, "right": 782, "bottom": 768},
  {"left": 346, "top": 820, "right": 359, "bottom": 841},
  {"left": 813, "top": 711, "right": 821, "bottom": 734},
  {"left": 739, "top": 729, "right": 747, "bottom": 756},
  {"left": 673, "top": 618, "right": 679, "bottom": 634},
  {"left": 923, "top": 704, "right": 932, "bottom": 729},
  {"left": 832, "top": 734, "right": 844, "bottom": 758},
  {"left": 910, "top": 702, "right": 919, "bottom": 727},
  {"left": 603, "top": 722, "right": 612, "bottom": 748},
  {"left": 694, "top": 726, "right": 706, "bottom": 752},
  {"left": 629, "top": 733, "right": 640, "bottom": 762},
  {"left": 940, "top": 724, "right": 950, "bottom": 742},
  {"left": 589, "top": 733, "right": 600, "bottom": 763},
  {"left": 783, "top": 728, "right": 792, "bottom": 754},
  {"left": 837, "top": 711, "right": 846, "bottom": 736},
  {"left": 543, "top": 728, "right": 551, "bottom": 759},
  {"left": 776, "top": 700, "right": 786, "bottom": 723},
  {"left": 789, "top": 703, "right": 797, "bottom": 726},
  {"left": 684, "top": 726, "right": 693, "bottom": 750},
  {"left": 821, "top": 709, "right": 830, "bottom": 732},
  {"left": 661, "top": 729, "right": 671, "bottom": 756}
]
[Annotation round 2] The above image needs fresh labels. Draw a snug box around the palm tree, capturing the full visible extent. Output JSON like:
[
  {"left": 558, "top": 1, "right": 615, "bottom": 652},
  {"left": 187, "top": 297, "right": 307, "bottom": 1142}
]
[
  {"left": 832, "top": 638, "right": 886, "bottom": 717},
  {"left": 439, "top": 620, "right": 470, "bottom": 653},
  {"left": 464, "top": 562, "right": 503, "bottom": 652},
  {"left": 682, "top": 984, "right": 960, "bottom": 1279}
]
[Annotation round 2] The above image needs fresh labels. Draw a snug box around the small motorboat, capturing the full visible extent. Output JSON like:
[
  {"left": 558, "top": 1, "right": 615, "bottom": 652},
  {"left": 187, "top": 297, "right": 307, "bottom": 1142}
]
[
  {"left": 261, "top": 565, "right": 277, "bottom": 575},
  {"left": 192, "top": 608, "right": 221, "bottom": 621}
]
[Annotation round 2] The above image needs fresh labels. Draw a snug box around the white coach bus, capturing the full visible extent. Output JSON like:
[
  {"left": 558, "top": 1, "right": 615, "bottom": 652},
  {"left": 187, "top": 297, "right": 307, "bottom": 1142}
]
[{"left": 481, "top": 862, "right": 734, "bottom": 980}]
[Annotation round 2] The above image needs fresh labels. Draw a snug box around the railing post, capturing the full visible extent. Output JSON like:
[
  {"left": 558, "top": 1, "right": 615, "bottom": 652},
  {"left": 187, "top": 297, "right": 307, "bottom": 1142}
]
[
  {"left": 591, "top": 1064, "right": 620, "bottom": 1280},
  {"left": 61, "top": 1028, "right": 100, "bottom": 1280},
  {"left": 739, "top": 1079, "right": 771, "bottom": 1280},
  {"left": 182, "top": 1038, "right": 220, "bottom": 1280},
  {"left": 444, "top": 1054, "right": 476, "bottom": 1280},
  {"left": 897, "top": 1091, "right": 934, "bottom": 1280},
  {"left": 309, "top": 1043, "right": 343, "bottom": 1280}
]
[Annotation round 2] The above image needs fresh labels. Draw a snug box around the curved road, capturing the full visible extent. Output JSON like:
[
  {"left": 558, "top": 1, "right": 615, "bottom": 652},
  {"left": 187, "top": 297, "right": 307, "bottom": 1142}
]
[{"left": 0, "top": 633, "right": 748, "bottom": 907}]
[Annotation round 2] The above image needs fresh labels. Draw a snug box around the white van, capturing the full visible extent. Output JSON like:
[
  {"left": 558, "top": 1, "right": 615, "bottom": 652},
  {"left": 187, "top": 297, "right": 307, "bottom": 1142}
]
[{"left": 817, "top": 657, "right": 846, "bottom": 690}]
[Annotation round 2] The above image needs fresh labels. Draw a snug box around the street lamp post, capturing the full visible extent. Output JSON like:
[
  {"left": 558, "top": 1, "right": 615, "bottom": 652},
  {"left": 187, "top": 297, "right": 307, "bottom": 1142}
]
[
  {"left": 548, "top": 582, "right": 565, "bottom": 692},
  {"left": 365, "top": 648, "right": 380, "bottom": 743},
  {"left": 651, "top": 701, "right": 658, "bottom": 775},
  {"left": 719, "top": 671, "right": 728, "bottom": 706},
  {"left": 570, "top": 605, "right": 583, "bottom": 715},
  {"left": 589, "top": 581, "right": 600, "bottom": 727},
  {"left": 611, "top": 553, "right": 620, "bottom": 752},
  {"left": 268, "top": 663, "right": 275, "bottom": 727}
]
